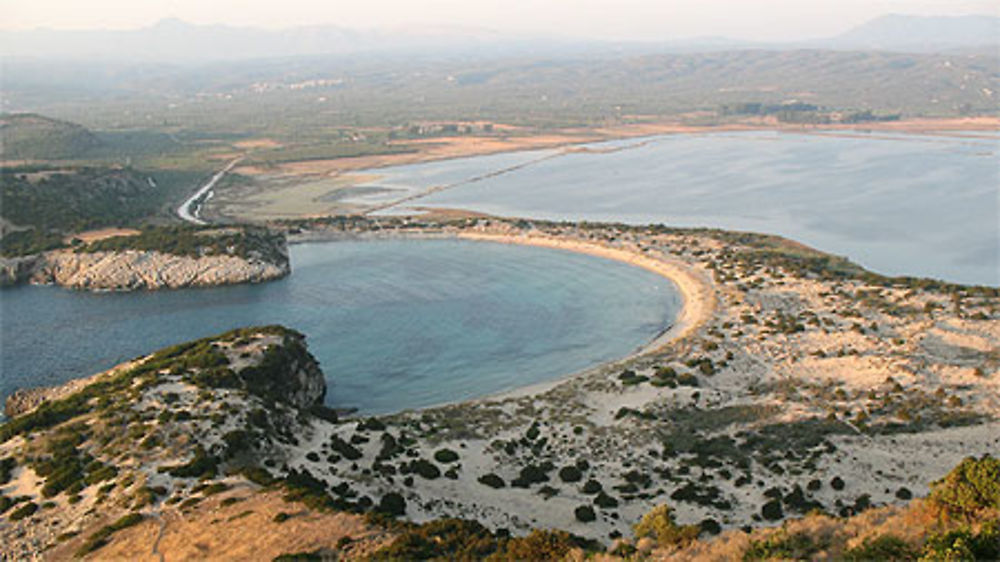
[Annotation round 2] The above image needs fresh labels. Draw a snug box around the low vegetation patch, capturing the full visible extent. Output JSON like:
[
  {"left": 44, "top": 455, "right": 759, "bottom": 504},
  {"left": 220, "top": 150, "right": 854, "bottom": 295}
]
[{"left": 75, "top": 512, "right": 145, "bottom": 556}]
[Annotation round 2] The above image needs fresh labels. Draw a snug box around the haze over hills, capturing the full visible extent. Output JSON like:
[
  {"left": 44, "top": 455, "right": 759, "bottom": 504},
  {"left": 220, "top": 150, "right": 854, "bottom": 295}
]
[
  {"left": 1, "top": 14, "right": 997, "bottom": 62},
  {"left": 830, "top": 14, "right": 1000, "bottom": 52},
  {"left": 3, "top": 48, "right": 996, "bottom": 132}
]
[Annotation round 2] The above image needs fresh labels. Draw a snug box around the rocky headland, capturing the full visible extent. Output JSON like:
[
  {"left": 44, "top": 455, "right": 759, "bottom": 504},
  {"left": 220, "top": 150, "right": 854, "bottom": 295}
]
[{"left": 0, "top": 226, "right": 290, "bottom": 290}]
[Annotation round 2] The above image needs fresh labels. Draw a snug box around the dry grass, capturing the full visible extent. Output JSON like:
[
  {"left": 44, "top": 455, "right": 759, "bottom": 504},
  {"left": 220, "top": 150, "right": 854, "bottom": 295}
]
[
  {"left": 65, "top": 228, "right": 141, "bottom": 244},
  {"left": 651, "top": 499, "right": 951, "bottom": 562},
  {"left": 47, "top": 488, "right": 394, "bottom": 561},
  {"left": 233, "top": 138, "right": 283, "bottom": 150}
]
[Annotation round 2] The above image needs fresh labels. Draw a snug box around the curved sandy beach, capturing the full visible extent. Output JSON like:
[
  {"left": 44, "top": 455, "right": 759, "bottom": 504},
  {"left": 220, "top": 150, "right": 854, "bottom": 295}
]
[{"left": 457, "top": 231, "right": 716, "bottom": 356}]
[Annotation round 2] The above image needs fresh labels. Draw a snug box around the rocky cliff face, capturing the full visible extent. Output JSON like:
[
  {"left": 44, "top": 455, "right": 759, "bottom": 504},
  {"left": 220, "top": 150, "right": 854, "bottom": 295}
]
[
  {"left": 29, "top": 248, "right": 289, "bottom": 290},
  {"left": 0, "top": 231, "right": 290, "bottom": 291},
  {"left": 234, "top": 330, "right": 327, "bottom": 409}
]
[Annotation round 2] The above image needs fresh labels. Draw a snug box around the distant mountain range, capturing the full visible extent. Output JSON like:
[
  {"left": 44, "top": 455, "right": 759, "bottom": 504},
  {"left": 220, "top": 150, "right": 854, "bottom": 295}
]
[
  {"left": 829, "top": 14, "right": 999, "bottom": 52},
  {"left": 1, "top": 14, "right": 997, "bottom": 62}
]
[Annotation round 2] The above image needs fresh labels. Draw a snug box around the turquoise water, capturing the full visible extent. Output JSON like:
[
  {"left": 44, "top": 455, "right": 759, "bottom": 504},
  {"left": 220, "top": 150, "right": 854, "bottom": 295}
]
[
  {"left": 364, "top": 131, "right": 1000, "bottom": 286},
  {"left": 0, "top": 239, "right": 679, "bottom": 414}
]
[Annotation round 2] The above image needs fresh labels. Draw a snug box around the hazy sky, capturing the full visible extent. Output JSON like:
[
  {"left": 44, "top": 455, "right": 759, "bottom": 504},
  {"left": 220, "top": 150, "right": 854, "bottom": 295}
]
[{"left": 3, "top": 0, "right": 997, "bottom": 40}]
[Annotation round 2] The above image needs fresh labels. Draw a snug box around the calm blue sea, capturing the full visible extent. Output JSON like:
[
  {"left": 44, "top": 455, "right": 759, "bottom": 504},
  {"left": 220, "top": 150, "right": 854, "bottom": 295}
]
[{"left": 0, "top": 239, "right": 679, "bottom": 414}]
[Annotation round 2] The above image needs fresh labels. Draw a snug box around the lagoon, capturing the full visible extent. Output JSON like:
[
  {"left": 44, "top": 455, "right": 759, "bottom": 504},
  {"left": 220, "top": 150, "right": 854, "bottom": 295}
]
[{"left": 358, "top": 131, "right": 999, "bottom": 286}]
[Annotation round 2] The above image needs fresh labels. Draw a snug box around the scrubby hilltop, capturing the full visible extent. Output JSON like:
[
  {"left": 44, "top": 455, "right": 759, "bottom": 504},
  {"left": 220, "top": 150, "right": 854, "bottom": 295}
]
[
  {"left": 1, "top": 167, "right": 162, "bottom": 236},
  {"left": 0, "top": 326, "right": 336, "bottom": 559}
]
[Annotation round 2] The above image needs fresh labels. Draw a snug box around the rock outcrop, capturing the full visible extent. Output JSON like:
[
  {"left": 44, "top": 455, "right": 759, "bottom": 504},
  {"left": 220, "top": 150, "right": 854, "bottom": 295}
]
[
  {"left": 234, "top": 329, "right": 327, "bottom": 409},
  {"left": 29, "top": 248, "right": 289, "bottom": 290},
  {"left": 0, "top": 230, "right": 290, "bottom": 291}
]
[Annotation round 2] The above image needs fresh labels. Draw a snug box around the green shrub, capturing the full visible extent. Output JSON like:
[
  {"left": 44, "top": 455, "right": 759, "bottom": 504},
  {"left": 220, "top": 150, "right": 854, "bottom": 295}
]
[
  {"left": 161, "top": 446, "right": 219, "bottom": 479},
  {"left": 405, "top": 459, "right": 441, "bottom": 480},
  {"left": 844, "top": 535, "right": 917, "bottom": 561},
  {"left": 478, "top": 474, "right": 505, "bottom": 489},
  {"left": 433, "top": 449, "right": 459, "bottom": 464},
  {"left": 356, "top": 418, "right": 385, "bottom": 431},
  {"left": 761, "top": 499, "right": 784, "bottom": 521},
  {"left": 490, "top": 529, "right": 598, "bottom": 561},
  {"left": 329, "top": 435, "right": 363, "bottom": 461},
  {"left": 9, "top": 502, "right": 38, "bottom": 521},
  {"left": 744, "top": 530, "right": 826, "bottom": 561},
  {"left": 75, "top": 512, "right": 145, "bottom": 556},
  {"left": 0, "top": 457, "right": 15, "bottom": 485},
  {"left": 699, "top": 518, "right": 722, "bottom": 535},
  {"left": 921, "top": 522, "right": 999, "bottom": 561},
  {"left": 511, "top": 464, "right": 550, "bottom": 488},
  {"left": 368, "top": 518, "right": 498, "bottom": 560},
  {"left": 929, "top": 454, "right": 1000, "bottom": 520},
  {"left": 677, "top": 373, "right": 700, "bottom": 387},
  {"left": 558, "top": 466, "right": 583, "bottom": 483},
  {"left": 633, "top": 504, "right": 700, "bottom": 548},
  {"left": 242, "top": 467, "right": 276, "bottom": 486},
  {"left": 574, "top": 505, "right": 596, "bottom": 523},
  {"left": 377, "top": 492, "right": 406, "bottom": 517}
]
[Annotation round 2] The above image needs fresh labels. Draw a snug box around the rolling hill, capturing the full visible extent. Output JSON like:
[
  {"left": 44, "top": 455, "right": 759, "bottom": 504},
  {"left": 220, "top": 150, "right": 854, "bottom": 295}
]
[{"left": 0, "top": 114, "right": 103, "bottom": 160}]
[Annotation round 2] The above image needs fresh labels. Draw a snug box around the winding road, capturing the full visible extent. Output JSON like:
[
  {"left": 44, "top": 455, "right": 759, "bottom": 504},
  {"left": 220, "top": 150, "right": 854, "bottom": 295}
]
[{"left": 176, "top": 156, "right": 243, "bottom": 224}]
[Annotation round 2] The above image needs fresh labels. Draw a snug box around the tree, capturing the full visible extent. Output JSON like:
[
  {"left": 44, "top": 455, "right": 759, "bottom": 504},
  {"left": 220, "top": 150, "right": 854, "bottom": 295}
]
[{"left": 929, "top": 454, "right": 1000, "bottom": 520}]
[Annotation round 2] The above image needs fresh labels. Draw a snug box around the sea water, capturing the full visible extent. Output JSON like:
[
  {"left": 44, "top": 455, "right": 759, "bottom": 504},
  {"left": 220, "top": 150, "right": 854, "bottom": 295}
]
[{"left": 0, "top": 239, "right": 679, "bottom": 414}]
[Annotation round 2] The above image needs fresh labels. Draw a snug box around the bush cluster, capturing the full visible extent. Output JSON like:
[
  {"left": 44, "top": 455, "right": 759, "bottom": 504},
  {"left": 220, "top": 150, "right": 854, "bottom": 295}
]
[
  {"left": 75, "top": 512, "right": 145, "bottom": 556},
  {"left": 633, "top": 504, "right": 700, "bottom": 549},
  {"left": 929, "top": 454, "right": 1000, "bottom": 519}
]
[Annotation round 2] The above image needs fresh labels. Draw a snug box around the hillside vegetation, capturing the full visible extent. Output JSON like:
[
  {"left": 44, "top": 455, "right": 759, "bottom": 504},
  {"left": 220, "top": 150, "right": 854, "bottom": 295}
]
[
  {"left": 0, "top": 114, "right": 102, "bottom": 160},
  {"left": 6, "top": 49, "right": 997, "bottom": 135},
  {"left": 1, "top": 167, "right": 159, "bottom": 232},
  {"left": 0, "top": 166, "right": 205, "bottom": 256},
  {"left": 77, "top": 225, "right": 288, "bottom": 264}
]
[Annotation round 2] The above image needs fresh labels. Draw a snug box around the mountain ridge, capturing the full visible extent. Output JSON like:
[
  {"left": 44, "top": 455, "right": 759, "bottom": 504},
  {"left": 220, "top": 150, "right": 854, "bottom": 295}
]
[{"left": 2, "top": 14, "right": 997, "bottom": 62}]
